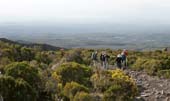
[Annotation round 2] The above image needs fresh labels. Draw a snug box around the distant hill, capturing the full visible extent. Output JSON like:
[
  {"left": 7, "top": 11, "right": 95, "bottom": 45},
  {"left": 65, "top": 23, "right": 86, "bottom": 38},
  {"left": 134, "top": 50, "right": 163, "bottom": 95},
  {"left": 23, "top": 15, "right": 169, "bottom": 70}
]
[{"left": 0, "top": 38, "right": 64, "bottom": 51}]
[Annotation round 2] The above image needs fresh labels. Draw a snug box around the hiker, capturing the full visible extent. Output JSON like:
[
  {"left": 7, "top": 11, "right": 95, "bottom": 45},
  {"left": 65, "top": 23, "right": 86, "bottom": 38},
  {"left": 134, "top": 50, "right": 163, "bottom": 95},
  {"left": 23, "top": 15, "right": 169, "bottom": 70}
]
[
  {"left": 91, "top": 51, "right": 98, "bottom": 67},
  {"left": 60, "top": 48, "right": 65, "bottom": 57},
  {"left": 100, "top": 51, "right": 110, "bottom": 69},
  {"left": 121, "top": 49, "right": 128, "bottom": 69},
  {"left": 116, "top": 54, "right": 123, "bottom": 69},
  {"left": 100, "top": 52, "right": 104, "bottom": 66}
]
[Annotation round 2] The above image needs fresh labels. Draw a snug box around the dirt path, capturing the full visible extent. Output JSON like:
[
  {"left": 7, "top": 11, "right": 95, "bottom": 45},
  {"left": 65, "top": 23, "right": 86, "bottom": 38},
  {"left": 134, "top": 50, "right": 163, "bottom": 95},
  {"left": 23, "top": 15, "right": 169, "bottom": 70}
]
[{"left": 125, "top": 70, "right": 170, "bottom": 101}]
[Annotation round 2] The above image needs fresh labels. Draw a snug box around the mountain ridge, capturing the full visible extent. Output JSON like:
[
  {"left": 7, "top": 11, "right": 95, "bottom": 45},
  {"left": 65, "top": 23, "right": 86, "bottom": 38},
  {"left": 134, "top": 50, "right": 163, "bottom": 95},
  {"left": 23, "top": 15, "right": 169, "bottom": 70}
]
[{"left": 0, "top": 38, "right": 64, "bottom": 51}]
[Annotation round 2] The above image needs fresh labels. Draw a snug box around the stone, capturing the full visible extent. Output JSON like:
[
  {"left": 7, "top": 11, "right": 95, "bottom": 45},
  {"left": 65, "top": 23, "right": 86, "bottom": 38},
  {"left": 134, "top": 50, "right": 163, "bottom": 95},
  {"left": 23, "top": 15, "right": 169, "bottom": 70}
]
[
  {"left": 136, "top": 96, "right": 142, "bottom": 99},
  {"left": 160, "top": 84, "right": 163, "bottom": 87},
  {"left": 165, "top": 97, "right": 169, "bottom": 101},
  {"left": 166, "top": 92, "right": 170, "bottom": 96},
  {"left": 141, "top": 93, "right": 151, "bottom": 97},
  {"left": 161, "top": 90, "right": 164, "bottom": 95},
  {"left": 145, "top": 83, "right": 150, "bottom": 87}
]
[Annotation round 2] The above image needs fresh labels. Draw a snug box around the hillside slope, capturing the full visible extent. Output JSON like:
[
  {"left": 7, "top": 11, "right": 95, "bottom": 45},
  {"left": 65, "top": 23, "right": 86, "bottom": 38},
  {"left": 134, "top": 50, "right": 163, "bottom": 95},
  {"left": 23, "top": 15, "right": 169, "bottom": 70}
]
[{"left": 0, "top": 38, "right": 63, "bottom": 51}]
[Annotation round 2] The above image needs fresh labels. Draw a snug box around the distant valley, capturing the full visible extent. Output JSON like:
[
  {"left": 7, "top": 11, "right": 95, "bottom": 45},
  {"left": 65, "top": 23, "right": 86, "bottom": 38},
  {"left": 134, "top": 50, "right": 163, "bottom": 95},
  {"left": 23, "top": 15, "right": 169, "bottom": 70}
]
[
  {"left": 0, "top": 33, "right": 170, "bottom": 50},
  {"left": 0, "top": 23, "right": 170, "bottom": 50}
]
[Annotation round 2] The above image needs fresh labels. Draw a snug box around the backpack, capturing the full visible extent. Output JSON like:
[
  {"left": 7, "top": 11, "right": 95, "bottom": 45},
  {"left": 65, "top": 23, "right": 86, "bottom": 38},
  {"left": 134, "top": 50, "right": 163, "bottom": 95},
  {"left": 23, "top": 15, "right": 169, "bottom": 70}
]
[
  {"left": 121, "top": 54, "right": 126, "bottom": 61},
  {"left": 100, "top": 54, "right": 105, "bottom": 61},
  {"left": 91, "top": 52, "right": 97, "bottom": 60}
]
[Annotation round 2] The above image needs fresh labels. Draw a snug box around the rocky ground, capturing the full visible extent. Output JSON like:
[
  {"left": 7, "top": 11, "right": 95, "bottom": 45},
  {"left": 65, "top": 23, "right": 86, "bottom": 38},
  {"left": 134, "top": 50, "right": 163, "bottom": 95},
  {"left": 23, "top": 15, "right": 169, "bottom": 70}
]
[{"left": 125, "top": 70, "right": 170, "bottom": 101}]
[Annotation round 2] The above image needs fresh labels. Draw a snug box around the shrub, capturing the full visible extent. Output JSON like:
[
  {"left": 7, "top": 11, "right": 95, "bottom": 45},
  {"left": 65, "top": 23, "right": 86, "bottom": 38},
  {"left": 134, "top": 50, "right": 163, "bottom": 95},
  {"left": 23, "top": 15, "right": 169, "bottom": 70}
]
[
  {"left": 65, "top": 50, "right": 84, "bottom": 64},
  {"left": 110, "top": 69, "right": 138, "bottom": 99},
  {"left": 142, "top": 59, "right": 162, "bottom": 75},
  {"left": 157, "top": 70, "right": 170, "bottom": 78},
  {"left": 4, "top": 62, "right": 41, "bottom": 92},
  {"left": 90, "top": 70, "right": 113, "bottom": 92},
  {"left": 160, "top": 58, "right": 170, "bottom": 70},
  {"left": 131, "top": 58, "right": 148, "bottom": 71},
  {"left": 35, "top": 52, "right": 52, "bottom": 64},
  {"left": 53, "top": 62, "right": 92, "bottom": 87},
  {"left": 91, "top": 69, "right": 138, "bottom": 100},
  {"left": 132, "top": 58, "right": 162, "bottom": 73},
  {"left": 63, "top": 82, "right": 89, "bottom": 100},
  {"left": 73, "top": 92, "right": 93, "bottom": 101},
  {"left": 103, "top": 84, "right": 124, "bottom": 101},
  {"left": 0, "top": 76, "right": 37, "bottom": 101}
]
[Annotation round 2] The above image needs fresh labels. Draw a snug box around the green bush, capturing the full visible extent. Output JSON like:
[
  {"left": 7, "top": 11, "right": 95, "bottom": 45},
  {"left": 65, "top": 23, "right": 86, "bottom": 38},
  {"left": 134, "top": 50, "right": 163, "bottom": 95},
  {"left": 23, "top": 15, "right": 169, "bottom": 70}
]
[
  {"left": 90, "top": 70, "right": 113, "bottom": 92},
  {"left": 143, "top": 59, "right": 162, "bottom": 75},
  {"left": 110, "top": 69, "right": 138, "bottom": 99},
  {"left": 91, "top": 69, "right": 138, "bottom": 100},
  {"left": 132, "top": 58, "right": 162, "bottom": 75},
  {"left": 101, "top": 69, "right": 138, "bottom": 101},
  {"left": 35, "top": 52, "right": 52, "bottom": 64},
  {"left": 157, "top": 70, "right": 170, "bottom": 78},
  {"left": 4, "top": 62, "right": 40, "bottom": 90},
  {"left": 160, "top": 58, "right": 170, "bottom": 69},
  {"left": 103, "top": 84, "right": 124, "bottom": 101},
  {"left": 131, "top": 58, "right": 148, "bottom": 71},
  {"left": 53, "top": 62, "right": 92, "bottom": 87},
  {"left": 65, "top": 50, "right": 84, "bottom": 64},
  {"left": 63, "top": 82, "right": 89, "bottom": 100},
  {"left": 0, "top": 76, "right": 37, "bottom": 101},
  {"left": 73, "top": 92, "right": 93, "bottom": 101}
]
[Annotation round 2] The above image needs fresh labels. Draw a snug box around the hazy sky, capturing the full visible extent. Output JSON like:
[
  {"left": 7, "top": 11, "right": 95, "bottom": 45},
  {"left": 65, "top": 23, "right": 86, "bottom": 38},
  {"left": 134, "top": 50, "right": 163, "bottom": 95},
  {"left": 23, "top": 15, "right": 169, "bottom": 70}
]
[{"left": 0, "top": 0, "right": 170, "bottom": 25}]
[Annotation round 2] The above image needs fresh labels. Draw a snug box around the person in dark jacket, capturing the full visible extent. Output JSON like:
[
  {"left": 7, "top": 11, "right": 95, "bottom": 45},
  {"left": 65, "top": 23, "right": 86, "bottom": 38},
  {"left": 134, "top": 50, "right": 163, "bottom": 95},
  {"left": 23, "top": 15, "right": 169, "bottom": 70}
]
[
  {"left": 100, "top": 51, "right": 110, "bottom": 69},
  {"left": 116, "top": 54, "right": 123, "bottom": 69},
  {"left": 100, "top": 52, "right": 105, "bottom": 66},
  {"left": 91, "top": 51, "right": 98, "bottom": 67},
  {"left": 121, "top": 49, "right": 128, "bottom": 69}
]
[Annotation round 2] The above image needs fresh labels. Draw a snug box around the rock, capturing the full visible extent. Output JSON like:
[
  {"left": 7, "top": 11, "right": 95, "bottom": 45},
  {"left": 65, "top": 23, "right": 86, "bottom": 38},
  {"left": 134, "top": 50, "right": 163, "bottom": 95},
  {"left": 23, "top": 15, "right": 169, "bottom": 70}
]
[
  {"left": 141, "top": 93, "right": 151, "bottom": 97},
  {"left": 156, "top": 91, "right": 161, "bottom": 95},
  {"left": 160, "top": 84, "right": 163, "bottom": 87},
  {"left": 145, "top": 83, "right": 150, "bottom": 87},
  {"left": 166, "top": 92, "right": 170, "bottom": 96},
  {"left": 162, "top": 90, "right": 164, "bottom": 95},
  {"left": 156, "top": 95, "right": 159, "bottom": 99},
  {"left": 136, "top": 96, "right": 141, "bottom": 99},
  {"left": 126, "top": 69, "right": 170, "bottom": 100},
  {"left": 165, "top": 97, "right": 169, "bottom": 101}
]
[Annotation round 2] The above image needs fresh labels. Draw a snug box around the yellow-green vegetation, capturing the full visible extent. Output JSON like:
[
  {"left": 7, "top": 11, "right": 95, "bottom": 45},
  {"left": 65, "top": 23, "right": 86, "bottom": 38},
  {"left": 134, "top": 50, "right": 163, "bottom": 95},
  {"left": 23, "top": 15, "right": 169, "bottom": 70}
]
[
  {"left": 106, "top": 69, "right": 138, "bottom": 101},
  {"left": 1, "top": 39, "right": 170, "bottom": 101},
  {"left": 91, "top": 69, "right": 138, "bottom": 101},
  {"left": 157, "top": 70, "right": 170, "bottom": 78},
  {"left": 73, "top": 92, "right": 93, "bottom": 101},
  {"left": 52, "top": 62, "right": 93, "bottom": 87},
  {"left": 131, "top": 51, "right": 170, "bottom": 77},
  {"left": 0, "top": 76, "right": 37, "bottom": 101},
  {"left": 63, "top": 82, "right": 89, "bottom": 100}
]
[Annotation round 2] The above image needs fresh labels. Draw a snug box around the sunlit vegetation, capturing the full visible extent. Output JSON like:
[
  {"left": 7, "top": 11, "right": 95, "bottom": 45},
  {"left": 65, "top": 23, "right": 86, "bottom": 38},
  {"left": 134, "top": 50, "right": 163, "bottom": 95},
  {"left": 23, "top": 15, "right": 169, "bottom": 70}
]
[{"left": 0, "top": 39, "right": 170, "bottom": 101}]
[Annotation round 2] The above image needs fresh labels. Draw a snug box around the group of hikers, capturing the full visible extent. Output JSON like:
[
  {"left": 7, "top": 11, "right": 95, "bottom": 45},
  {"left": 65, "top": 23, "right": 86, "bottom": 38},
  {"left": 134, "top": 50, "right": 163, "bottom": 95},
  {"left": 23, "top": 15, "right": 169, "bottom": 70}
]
[{"left": 91, "top": 49, "right": 128, "bottom": 70}]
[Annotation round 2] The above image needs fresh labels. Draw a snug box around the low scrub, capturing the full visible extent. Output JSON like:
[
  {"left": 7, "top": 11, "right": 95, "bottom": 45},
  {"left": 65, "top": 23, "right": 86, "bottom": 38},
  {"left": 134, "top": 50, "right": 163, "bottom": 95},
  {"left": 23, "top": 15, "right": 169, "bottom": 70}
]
[
  {"left": 53, "top": 62, "right": 93, "bottom": 87},
  {"left": 63, "top": 82, "right": 89, "bottom": 100}
]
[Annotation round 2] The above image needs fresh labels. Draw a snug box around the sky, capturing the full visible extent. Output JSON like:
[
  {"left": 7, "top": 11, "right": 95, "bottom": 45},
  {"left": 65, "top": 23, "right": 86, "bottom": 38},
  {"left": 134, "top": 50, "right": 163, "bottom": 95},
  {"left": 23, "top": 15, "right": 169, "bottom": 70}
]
[{"left": 0, "top": 0, "right": 170, "bottom": 25}]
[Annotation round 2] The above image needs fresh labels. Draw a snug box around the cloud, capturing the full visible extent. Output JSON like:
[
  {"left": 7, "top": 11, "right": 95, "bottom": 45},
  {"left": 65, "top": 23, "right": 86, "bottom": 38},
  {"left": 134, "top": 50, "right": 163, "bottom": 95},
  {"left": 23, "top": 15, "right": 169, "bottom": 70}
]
[{"left": 0, "top": 0, "right": 170, "bottom": 24}]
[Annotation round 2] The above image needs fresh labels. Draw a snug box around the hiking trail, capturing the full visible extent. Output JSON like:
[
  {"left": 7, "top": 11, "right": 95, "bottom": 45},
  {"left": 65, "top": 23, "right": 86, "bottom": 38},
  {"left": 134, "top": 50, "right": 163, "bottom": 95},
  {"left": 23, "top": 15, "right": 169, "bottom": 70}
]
[{"left": 125, "top": 70, "right": 170, "bottom": 101}]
